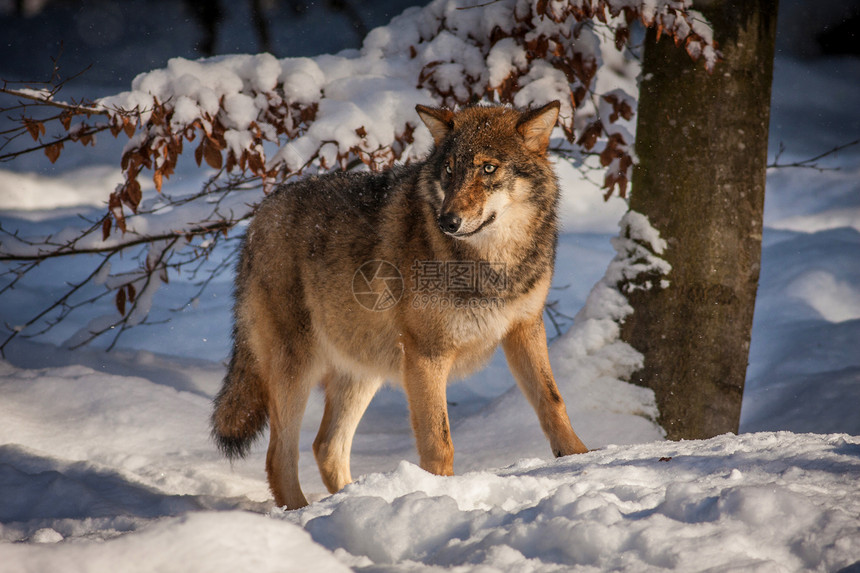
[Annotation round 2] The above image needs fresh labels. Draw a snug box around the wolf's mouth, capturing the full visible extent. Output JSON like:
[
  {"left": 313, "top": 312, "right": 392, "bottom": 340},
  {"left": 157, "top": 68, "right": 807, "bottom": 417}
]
[{"left": 447, "top": 212, "right": 497, "bottom": 238}]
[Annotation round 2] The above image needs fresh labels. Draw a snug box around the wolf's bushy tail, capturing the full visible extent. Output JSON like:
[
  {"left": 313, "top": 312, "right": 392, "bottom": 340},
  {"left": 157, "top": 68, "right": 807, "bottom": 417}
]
[{"left": 211, "top": 335, "right": 268, "bottom": 460}]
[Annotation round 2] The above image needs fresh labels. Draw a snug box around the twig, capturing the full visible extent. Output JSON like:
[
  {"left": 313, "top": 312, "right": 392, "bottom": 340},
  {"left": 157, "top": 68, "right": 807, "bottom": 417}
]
[
  {"left": 544, "top": 299, "right": 576, "bottom": 340},
  {"left": 768, "top": 139, "right": 860, "bottom": 172}
]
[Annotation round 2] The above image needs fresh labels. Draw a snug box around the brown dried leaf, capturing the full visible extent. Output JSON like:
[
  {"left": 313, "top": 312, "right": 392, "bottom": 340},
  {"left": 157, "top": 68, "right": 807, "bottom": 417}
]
[
  {"left": 599, "top": 133, "right": 626, "bottom": 167},
  {"left": 127, "top": 283, "right": 136, "bottom": 303},
  {"left": 123, "top": 117, "right": 136, "bottom": 139},
  {"left": 44, "top": 141, "right": 63, "bottom": 163},
  {"left": 604, "top": 94, "right": 634, "bottom": 123},
  {"left": 109, "top": 198, "right": 127, "bottom": 233},
  {"left": 116, "top": 216, "right": 127, "bottom": 233},
  {"left": 300, "top": 103, "right": 318, "bottom": 125},
  {"left": 161, "top": 159, "right": 175, "bottom": 180},
  {"left": 150, "top": 100, "right": 165, "bottom": 125},
  {"left": 101, "top": 217, "right": 112, "bottom": 241},
  {"left": 24, "top": 119, "right": 45, "bottom": 141},
  {"left": 108, "top": 190, "right": 121, "bottom": 210},
  {"left": 115, "top": 288, "right": 127, "bottom": 316},
  {"left": 169, "top": 137, "right": 183, "bottom": 158},
  {"left": 153, "top": 169, "right": 163, "bottom": 193},
  {"left": 614, "top": 26, "right": 629, "bottom": 51},
  {"left": 194, "top": 140, "right": 204, "bottom": 167},
  {"left": 124, "top": 179, "right": 142, "bottom": 212},
  {"left": 603, "top": 170, "right": 628, "bottom": 199},
  {"left": 203, "top": 140, "right": 223, "bottom": 169},
  {"left": 207, "top": 128, "right": 225, "bottom": 150},
  {"left": 125, "top": 163, "right": 140, "bottom": 184},
  {"left": 139, "top": 152, "right": 152, "bottom": 170},
  {"left": 247, "top": 152, "right": 264, "bottom": 174},
  {"left": 576, "top": 120, "right": 603, "bottom": 151},
  {"left": 400, "top": 123, "right": 415, "bottom": 145}
]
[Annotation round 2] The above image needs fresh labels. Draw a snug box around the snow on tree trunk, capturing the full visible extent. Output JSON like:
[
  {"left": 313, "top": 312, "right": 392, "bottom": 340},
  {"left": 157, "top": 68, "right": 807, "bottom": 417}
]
[{"left": 621, "top": 0, "right": 779, "bottom": 440}]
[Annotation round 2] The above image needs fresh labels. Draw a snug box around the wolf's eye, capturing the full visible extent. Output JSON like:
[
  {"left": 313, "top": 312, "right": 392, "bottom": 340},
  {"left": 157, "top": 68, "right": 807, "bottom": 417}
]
[
  {"left": 445, "top": 164, "right": 452, "bottom": 175},
  {"left": 483, "top": 163, "right": 497, "bottom": 174}
]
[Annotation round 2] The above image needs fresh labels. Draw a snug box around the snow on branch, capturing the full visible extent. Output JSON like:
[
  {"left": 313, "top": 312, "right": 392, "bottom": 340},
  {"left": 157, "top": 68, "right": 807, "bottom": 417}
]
[{"left": 88, "top": 0, "right": 717, "bottom": 233}]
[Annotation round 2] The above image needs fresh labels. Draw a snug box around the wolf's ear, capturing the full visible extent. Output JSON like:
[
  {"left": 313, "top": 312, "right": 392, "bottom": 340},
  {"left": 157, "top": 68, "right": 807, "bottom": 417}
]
[
  {"left": 416, "top": 105, "right": 455, "bottom": 145},
  {"left": 516, "top": 101, "right": 560, "bottom": 154}
]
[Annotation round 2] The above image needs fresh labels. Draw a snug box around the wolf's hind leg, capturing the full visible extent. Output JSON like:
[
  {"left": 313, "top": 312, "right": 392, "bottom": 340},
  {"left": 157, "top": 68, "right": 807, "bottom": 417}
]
[
  {"left": 265, "top": 358, "right": 318, "bottom": 509},
  {"left": 313, "top": 371, "right": 382, "bottom": 494},
  {"left": 503, "top": 314, "right": 589, "bottom": 456}
]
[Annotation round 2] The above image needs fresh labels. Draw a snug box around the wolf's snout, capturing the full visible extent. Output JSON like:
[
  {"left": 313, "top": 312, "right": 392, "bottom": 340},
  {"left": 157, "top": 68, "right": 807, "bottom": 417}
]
[{"left": 438, "top": 212, "right": 462, "bottom": 234}]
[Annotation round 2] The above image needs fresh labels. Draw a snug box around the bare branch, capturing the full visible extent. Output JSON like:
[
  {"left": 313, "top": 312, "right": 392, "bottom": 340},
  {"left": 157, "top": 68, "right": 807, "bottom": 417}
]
[
  {"left": 768, "top": 139, "right": 860, "bottom": 172},
  {"left": 0, "top": 254, "right": 114, "bottom": 356},
  {"left": 0, "top": 214, "right": 249, "bottom": 262},
  {"left": 544, "top": 298, "right": 576, "bottom": 341}
]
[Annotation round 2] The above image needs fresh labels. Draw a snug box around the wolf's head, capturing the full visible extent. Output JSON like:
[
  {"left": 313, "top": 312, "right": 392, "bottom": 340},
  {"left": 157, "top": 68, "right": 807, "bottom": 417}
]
[{"left": 415, "top": 102, "right": 560, "bottom": 246}]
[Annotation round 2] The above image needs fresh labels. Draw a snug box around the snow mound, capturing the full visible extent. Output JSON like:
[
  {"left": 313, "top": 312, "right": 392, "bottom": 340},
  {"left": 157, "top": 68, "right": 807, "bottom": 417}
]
[
  {"left": 284, "top": 433, "right": 860, "bottom": 572},
  {"left": 0, "top": 511, "right": 350, "bottom": 573}
]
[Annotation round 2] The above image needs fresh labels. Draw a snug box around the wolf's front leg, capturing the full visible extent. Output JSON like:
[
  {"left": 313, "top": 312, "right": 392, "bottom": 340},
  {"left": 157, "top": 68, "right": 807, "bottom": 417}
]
[
  {"left": 401, "top": 339, "right": 455, "bottom": 475},
  {"left": 503, "top": 314, "right": 589, "bottom": 457}
]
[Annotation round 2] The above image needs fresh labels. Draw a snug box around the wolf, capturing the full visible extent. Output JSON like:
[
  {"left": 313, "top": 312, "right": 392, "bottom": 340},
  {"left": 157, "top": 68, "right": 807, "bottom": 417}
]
[{"left": 211, "top": 100, "right": 589, "bottom": 509}]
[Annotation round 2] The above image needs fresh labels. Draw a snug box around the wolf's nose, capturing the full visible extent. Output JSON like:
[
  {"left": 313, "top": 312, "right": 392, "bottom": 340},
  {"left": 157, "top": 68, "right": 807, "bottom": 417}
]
[{"left": 438, "top": 213, "right": 462, "bottom": 234}]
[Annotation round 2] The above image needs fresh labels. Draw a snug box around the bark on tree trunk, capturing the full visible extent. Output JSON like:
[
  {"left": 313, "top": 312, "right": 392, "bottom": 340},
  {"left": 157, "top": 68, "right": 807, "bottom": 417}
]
[{"left": 621, "top": 0, "right": 779, "bottom": 440}]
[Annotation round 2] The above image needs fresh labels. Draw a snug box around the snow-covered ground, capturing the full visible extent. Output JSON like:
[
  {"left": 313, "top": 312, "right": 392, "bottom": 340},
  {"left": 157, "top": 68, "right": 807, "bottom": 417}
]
[{"left": 1, "top": 1, "right": 859, "bottom": 571}]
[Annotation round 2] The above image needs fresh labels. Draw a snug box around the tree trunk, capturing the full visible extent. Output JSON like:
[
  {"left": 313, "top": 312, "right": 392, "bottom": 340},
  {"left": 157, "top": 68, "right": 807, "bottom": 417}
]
[{"left": 621, "top": 0, "right": 779, "bottom": 440}]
